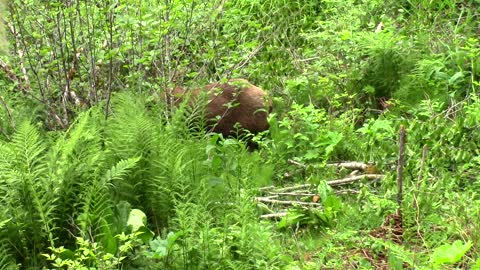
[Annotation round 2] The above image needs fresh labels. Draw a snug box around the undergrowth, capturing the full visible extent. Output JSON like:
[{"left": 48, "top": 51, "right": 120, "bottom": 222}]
[{"left": 0, "top": 0, "right": 479, "bottom": 269}]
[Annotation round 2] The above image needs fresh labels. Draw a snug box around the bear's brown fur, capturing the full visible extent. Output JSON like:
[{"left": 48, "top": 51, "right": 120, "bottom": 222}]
[{"left": 169, "top": 79, "right": 272, "bottom": 142}]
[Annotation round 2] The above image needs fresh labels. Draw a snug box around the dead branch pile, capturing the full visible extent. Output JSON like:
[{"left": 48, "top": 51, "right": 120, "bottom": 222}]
[{"left": 256, "top": 161, "right": 385, "bottom": 219}]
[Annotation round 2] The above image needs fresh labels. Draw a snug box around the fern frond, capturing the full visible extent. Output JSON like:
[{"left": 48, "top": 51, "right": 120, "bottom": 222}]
[
  {"left": 0, "top": 241, "right": 16, "bottom": 270},
  {"left": 146, "top": 138, "right": 208, "bottom": 226},
  {"left": 0, "top": 144, "right": 14, "bottom": 196},
  {"left": 104, "top": 93, "right": 162, "bottom": 206},
  {"left": 1, "top": 122, "right": 57, "bottom": 265},
  {"left": 105, "top": 156, "right": 141, "bottom": 183},
  {"left": 78, "top": 156, "right": 139, "bottom": 251},
  {"left": 11, "top": 122, "right": 46, "bottom": 178},
  {"left": 48, "top": 108, "right": 106, "bottom": 248},
  {"left": 105, "top": 92, "right": 158, "bottom": 159},
  {"left": 0, "top": 212, "right": 16, "bottom": 270}
]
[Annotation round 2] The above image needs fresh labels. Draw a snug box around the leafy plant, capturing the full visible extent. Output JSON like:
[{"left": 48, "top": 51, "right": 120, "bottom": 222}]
[{"left": 430, "top": 240, "right": 472, "bottom": 269}]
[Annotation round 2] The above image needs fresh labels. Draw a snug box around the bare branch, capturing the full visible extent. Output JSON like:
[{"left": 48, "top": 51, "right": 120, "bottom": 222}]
[
  {"left": 255, "top": 197, "right": 321, "bottom": 207},
  {"left": 287, "top": 159, "right": 307, "bottom": 168},
  {"left": 274, "top": 184, "right": 313, "bottom": 193},
  {"left": 260, "top": 212, "right": 288, "bottom": 219},
  {"left": 268, "top": 192, "right": 317, "bottom": 197},
  {"left": 327, "top": 174, "right": 384, "bottom": 186},
  {"left": 327, "top": 161, "right": 371, "bottom": 170}
]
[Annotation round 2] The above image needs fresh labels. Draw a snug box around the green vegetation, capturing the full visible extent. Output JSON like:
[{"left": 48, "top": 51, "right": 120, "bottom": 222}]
[{"left": 0, "top": 0, "right": 479, "bottom": 269}]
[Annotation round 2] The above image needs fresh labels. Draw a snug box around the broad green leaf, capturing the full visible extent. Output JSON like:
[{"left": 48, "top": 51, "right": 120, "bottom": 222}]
[{"left": 430, "top": 240, "right": 472, "bottom": 267}]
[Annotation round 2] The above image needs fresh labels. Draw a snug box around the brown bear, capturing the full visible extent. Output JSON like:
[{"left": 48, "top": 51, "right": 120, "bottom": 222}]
[{"left": 168, "top": 79, "right": 272, "bottom": 147}]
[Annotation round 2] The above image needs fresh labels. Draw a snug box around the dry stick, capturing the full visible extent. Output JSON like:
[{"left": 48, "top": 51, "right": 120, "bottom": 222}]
[
  {"left": 269, "top": 190, "right": 359, "bottom": 197},
  {"left": 263, "top": 174, "right": 383, "bottom": 193},
  {"left": 259, "top": 185, "right": 276, "bottom": 191},
  {"left": 288, "top": 159, "right": 307, "bottom": 168},
  {"left": 255, "top": 197, "right": 321, "bottom": 207},
  {"left": 397, "top": 125, "right": 406, "bottom": 210},
  {"left": 290, "top": 160, "right": 374, "bottom": 172},
  {"left": 83, "top": 0, "right": 99, "bottom": 105},
  {"left": 326, "top": 161, "right": 370, "bottom": 170},
  {"left": 268, "top": 192, "right": 317, "bottom": 197},
  {"left": 260, "top": 212, "right": 288, "bottom": 219},
  {"left": 349, "top": 170, "right": 360, "bottom": 176},
  {"left": 335, "top": 189, "right": 360, "bottom": 195},
  {"left": 327, "top": 174, "right": 384, "bottom": 186},
  {"left": 274, "top": 184, "right": 312, "bottom": 193},
  {"left": 258, "top": 195, "right": 279, "bottom": 200}
]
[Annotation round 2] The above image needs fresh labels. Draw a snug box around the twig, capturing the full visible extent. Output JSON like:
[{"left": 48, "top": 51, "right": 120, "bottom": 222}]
[
  {"left": 268, "top": 192, "right": 316, "bottom": 197},
  {"left": 288, "top": 159, "right": 307, "bottom": 168},
  {"left": 327, "top": 161, "right": 370, "bottom": 170},
  {"left": 260, "top": 212, "right": 288, "bottom": 219},
  {"left": 274, "top": 184, "right": 313, "bottom": 193},
  {"left": 349, "top": 170, "right": 360, "bottom": 176},
  {"left": 258, "top": 195, "right": 279, "bottom": 200},
  {"left": 255, "top": 197, "right": 321, "bottom": 207},
  {"left": 397, "top": 125, "right": 406, "bottom": 209},
  {"left": 259, "top": 185, "right": 276, "bottom": 191},
  {"left": 335, "top": 189, "right": 360, "bottom": 195},
  {"left": 327, "top": 174, "right": 384, "bottom": 186}
]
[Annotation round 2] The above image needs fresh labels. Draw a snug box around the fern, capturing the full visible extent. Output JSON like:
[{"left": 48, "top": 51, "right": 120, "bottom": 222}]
[
  {"left": 105, "top": 156, "right": 141, "bottom": 183},
  {"left": 77, "top": 157, "right": 139, "bottom": 253},
  {"left": 104, "top": 93, "right": 170, "bottom": 213},
  {"left": 105, "top": 93, "right": 158, "bottom": 159},
  {"left": 0, "top": 122, "right": 56, "bottom": 267},
  {"left": 49, "top": 108, "right": 106, "bottom": 248},
  {"left": 0, "top": 211, "right": 16, "bottom": 270},
  {"left": 0, "top": 242, "right": 17, "bottom": 270},
  {"left": 146, "top": 138, "right": 196, "bottom": 227},
  {"left": 108, "top": 157, "right": 141, "bottom": 202}
]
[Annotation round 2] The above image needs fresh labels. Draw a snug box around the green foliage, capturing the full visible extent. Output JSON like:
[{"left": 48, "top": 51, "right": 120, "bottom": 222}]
[
  {"left": 265, "top": 103, "right": 346, "bottom": 171},
  {"left": 430, "top": 240, "right": 472, "bottom": 268},
  {"left": 278, "top": 182, "right": 343, "bottom": 230},
  {"left": 0, "top": 122, "right": 55, "bottom": 267},
  {"left": 1, "top": 0, "right": 480, "bottom": 268},
  {"left": 44, "top": 209, "right": 152, "bottom": 269}
]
